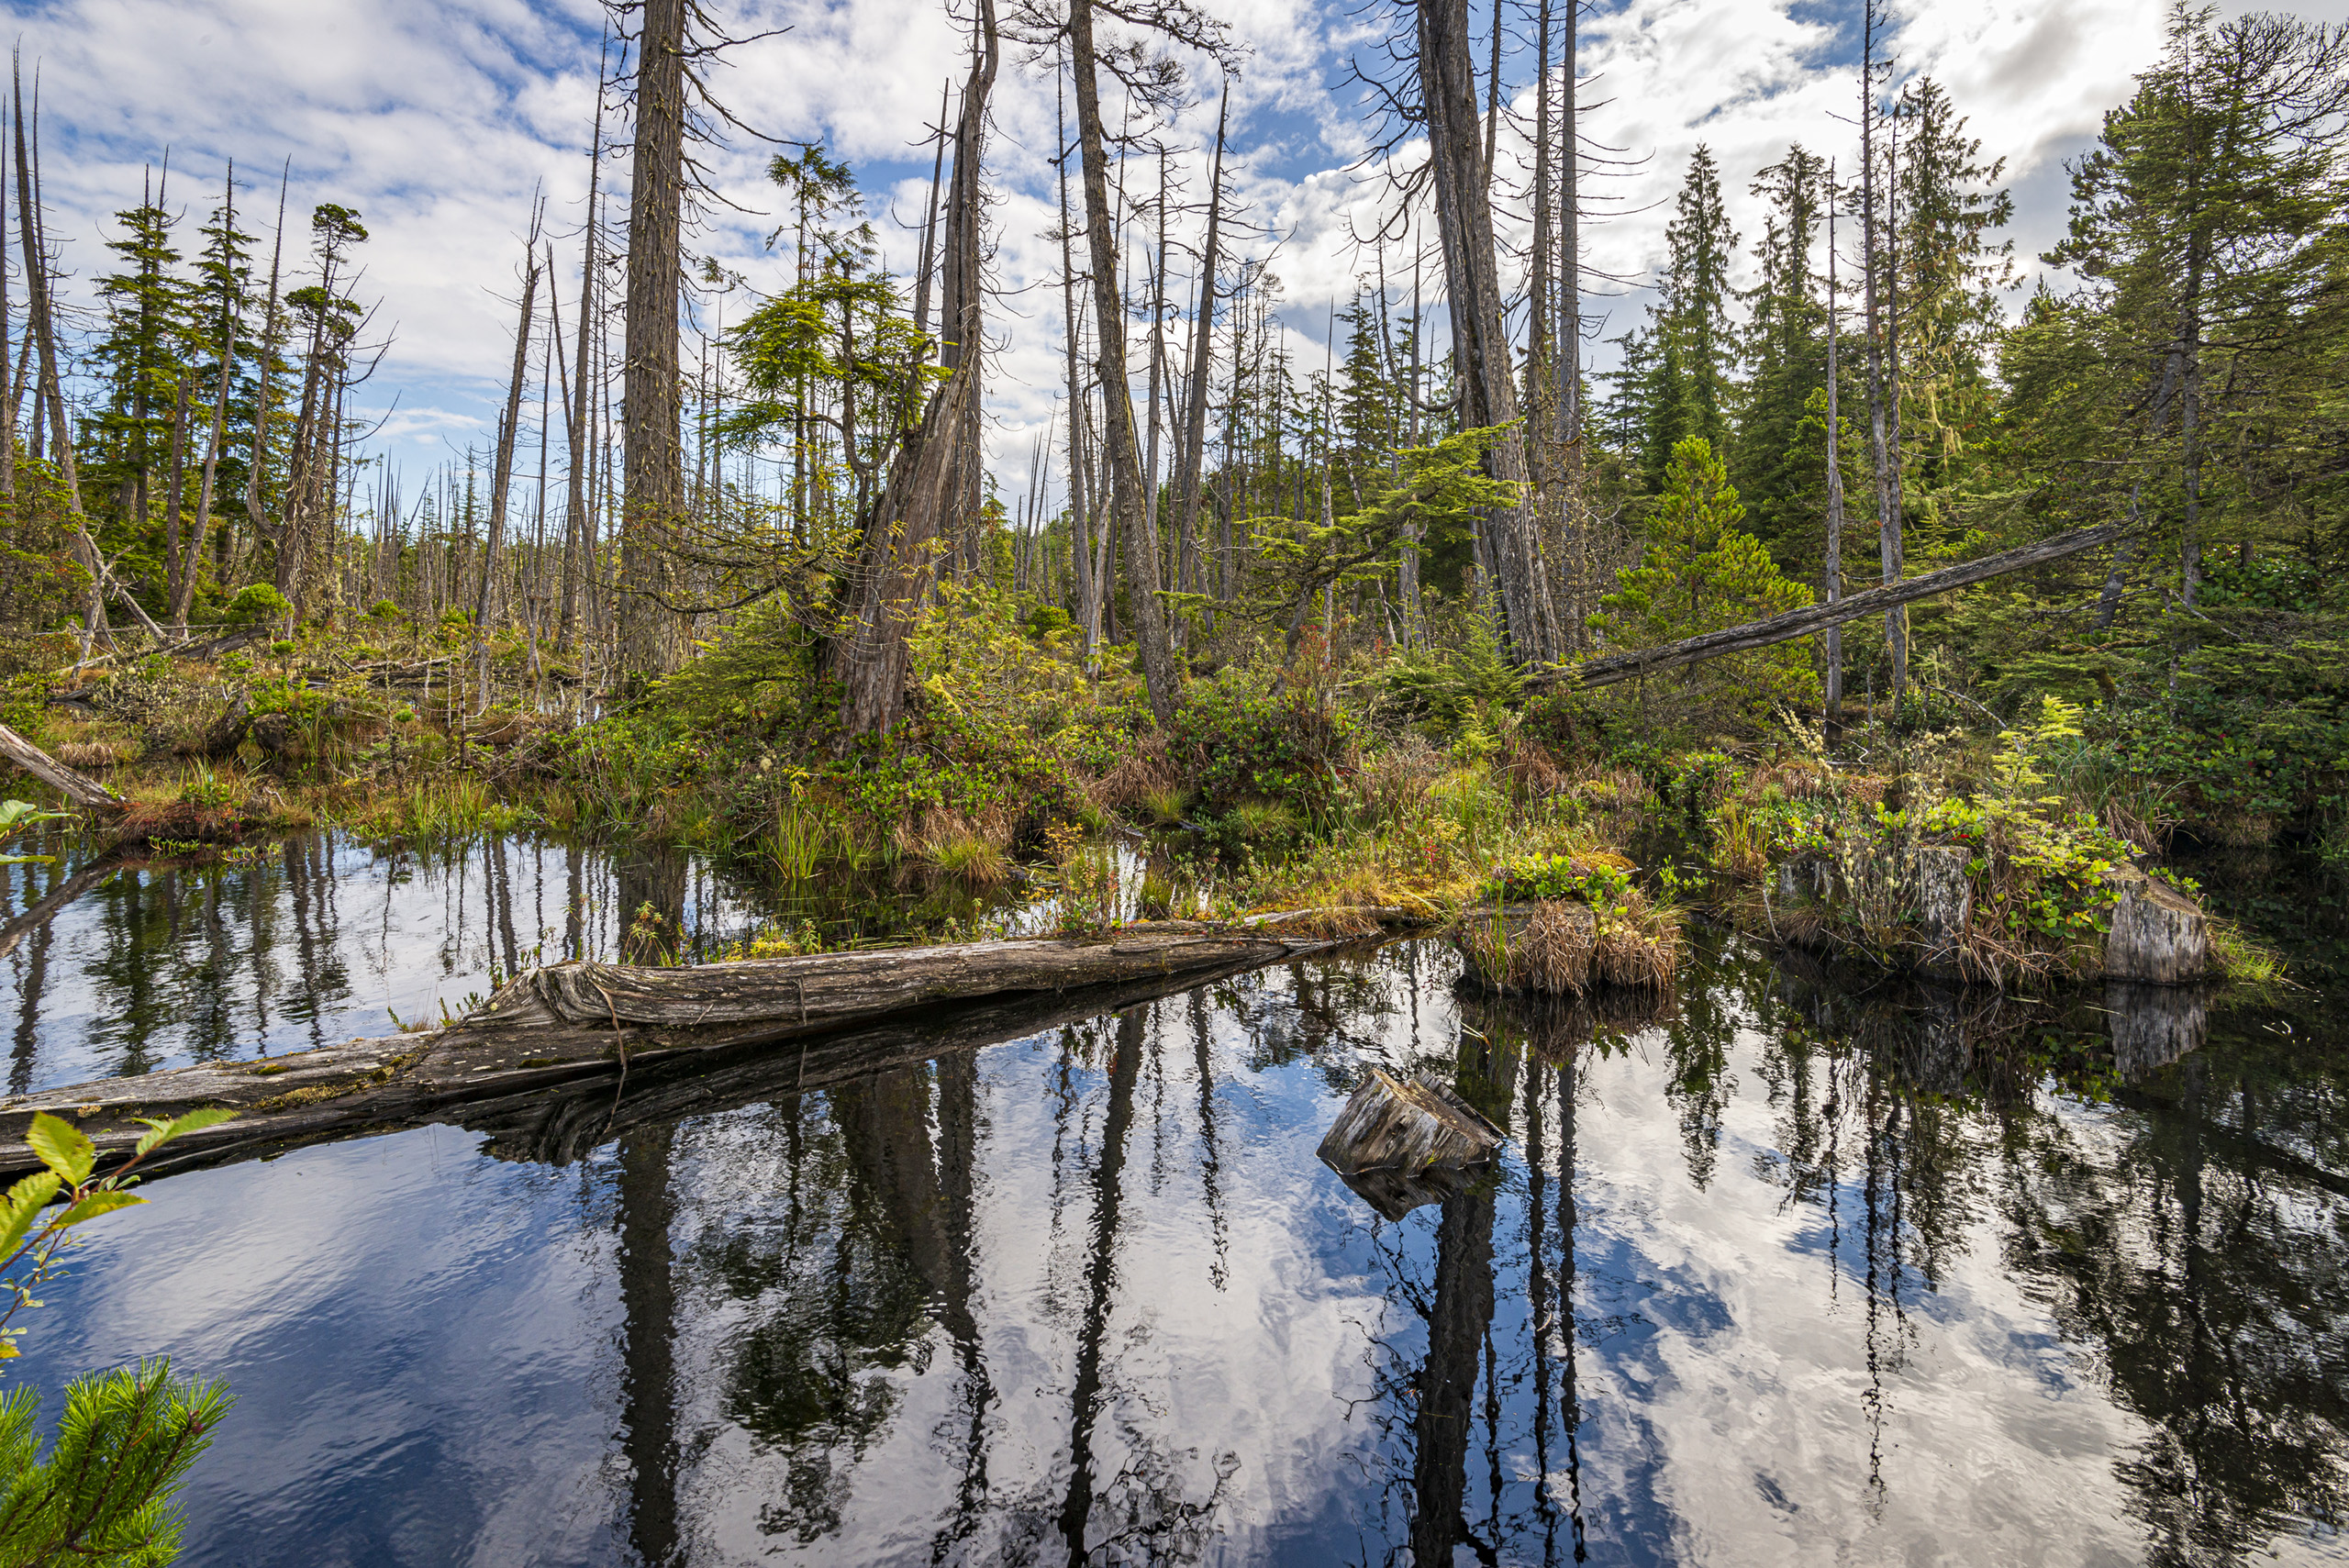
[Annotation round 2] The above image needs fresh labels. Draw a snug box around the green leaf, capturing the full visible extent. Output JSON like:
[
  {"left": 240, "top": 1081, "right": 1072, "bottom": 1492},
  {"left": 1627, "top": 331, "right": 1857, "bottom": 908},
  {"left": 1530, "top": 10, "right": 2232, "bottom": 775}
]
[
  {"left": 53, "top": 1191, "right": 143, "bottom": 1229},
  {"left": 25, "top": 1114, "right": 95, "bottom": 1185},
  {"left": 0, "top": 1172, "right": 61, "bottom": 1263},
  {"left": 131, "top": 1106, "right": 236, "bottom": 1159}
]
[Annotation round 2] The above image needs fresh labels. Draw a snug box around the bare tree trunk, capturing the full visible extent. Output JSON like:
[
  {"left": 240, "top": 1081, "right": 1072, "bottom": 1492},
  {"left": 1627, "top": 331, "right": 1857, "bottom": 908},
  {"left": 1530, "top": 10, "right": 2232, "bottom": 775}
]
[
  {"left": 475, "top": 228, "right": 545, "bottom": 711},
  {"left": 1857, "top": 11, "right": 1898, "bottom": 706},
  {"left": 12, "top": 83, "right": 103, "bottom": 651},
  {"left": 1172, "top": 97, "right": 1226, "bottom": 623},
  {"left": 1057, "top": 72, "right": 1097, "bottom": 664},
  {"left": 834, "top": 0, "right": 996, "bottom": 736},
  {"left": 1556, "top": 0, "right": 1584, "bottom": 647},
  {"left": 618, "top": 0, "right": 686, "bottom": 684},
  {"left": 1824, "top": 169, "right": 1844, "bottom": 727},
  {"left": 1068, "top": 0, "right": 1182, "bottom": 723},
  {"left": 1416, "top": 0, "right": 1556, "bottom": 667}
]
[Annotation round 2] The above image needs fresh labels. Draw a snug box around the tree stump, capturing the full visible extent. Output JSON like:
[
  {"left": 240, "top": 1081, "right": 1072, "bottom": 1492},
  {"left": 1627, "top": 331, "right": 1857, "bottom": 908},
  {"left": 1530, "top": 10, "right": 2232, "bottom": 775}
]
[
  {"left": 2102, "top": 865, "right": 2208, "bottom": 984},
  {"left": 1318, "top": 1069, "right": 1505, "bottom": 1219}
]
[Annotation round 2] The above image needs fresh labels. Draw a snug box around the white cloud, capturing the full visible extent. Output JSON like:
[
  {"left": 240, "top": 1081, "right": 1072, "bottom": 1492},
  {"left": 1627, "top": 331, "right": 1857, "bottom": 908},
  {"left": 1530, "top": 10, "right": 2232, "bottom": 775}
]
[{"left": 13, "top": 0, "right": 2324, "bottom": 505}]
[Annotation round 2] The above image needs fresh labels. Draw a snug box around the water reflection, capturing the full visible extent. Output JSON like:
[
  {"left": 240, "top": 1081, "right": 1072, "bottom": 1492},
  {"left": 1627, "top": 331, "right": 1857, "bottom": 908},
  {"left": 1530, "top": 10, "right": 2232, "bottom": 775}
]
[
  {"left": 17, "top": 891, "right": 2349, "bottom": 1564},
  {"left": 0, "top": 830, "right": 774, "bottom": 1092}
]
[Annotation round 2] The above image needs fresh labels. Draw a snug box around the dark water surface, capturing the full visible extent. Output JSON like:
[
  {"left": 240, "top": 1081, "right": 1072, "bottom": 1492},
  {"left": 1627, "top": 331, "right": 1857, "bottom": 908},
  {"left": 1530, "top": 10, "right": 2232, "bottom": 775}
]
[{"left": 4, "top": 833, "right": 2346, "bottom": 1566}]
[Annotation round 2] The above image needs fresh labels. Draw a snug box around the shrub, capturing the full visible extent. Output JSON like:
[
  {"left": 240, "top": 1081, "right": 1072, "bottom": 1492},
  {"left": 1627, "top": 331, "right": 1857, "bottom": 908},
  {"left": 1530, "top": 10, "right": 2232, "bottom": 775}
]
[{"left": 221, "top": 584, "right": 291, "bottom": 626}]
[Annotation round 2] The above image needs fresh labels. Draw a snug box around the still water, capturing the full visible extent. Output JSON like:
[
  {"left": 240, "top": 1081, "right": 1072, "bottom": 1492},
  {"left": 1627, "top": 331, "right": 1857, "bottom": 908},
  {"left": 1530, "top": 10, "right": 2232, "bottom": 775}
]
[{"left": 2, "top": 832, "right": 2344, "bottom": 1566}]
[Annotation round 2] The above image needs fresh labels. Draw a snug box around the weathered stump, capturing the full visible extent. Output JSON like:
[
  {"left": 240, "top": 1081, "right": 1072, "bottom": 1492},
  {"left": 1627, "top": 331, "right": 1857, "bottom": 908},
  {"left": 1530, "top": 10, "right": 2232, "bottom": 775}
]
[
  {"left": 1911, "top": 845, "right": 1973, "bottom": 974},
  {"left": 1317, "top": 1068, "right": 1506, "bottom": 1221},
  {"left": 2101, "top": 865, "right": 2208, "bottom": 984},
  {"left": 2106, "top": 980, "right": 2210, "bottom": 1078}
]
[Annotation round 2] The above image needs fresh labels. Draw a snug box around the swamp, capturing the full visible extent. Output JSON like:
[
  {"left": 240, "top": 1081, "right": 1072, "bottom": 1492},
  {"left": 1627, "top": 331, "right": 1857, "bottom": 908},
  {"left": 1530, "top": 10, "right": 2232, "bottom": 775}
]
[{"left": 0, "top": 0, "right": 2346, "bottom": 1562}]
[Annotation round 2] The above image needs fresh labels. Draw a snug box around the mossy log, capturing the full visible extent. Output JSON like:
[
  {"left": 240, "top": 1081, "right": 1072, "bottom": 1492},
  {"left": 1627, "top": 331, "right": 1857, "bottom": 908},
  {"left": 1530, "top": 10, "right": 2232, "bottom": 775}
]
[{"left": 0, "top": 917, "right": 1388, "bottom": 1177}]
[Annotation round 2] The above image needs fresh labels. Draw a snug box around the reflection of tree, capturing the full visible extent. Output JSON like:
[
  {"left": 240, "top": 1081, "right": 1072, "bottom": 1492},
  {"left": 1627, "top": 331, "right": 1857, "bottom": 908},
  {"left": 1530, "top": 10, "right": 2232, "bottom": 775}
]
[
  {"left": 618, "top": 1125, "right": 681, "bottom": 1566},
  {"left": 1744, "top": 940, "right": 2349, "bottom": 1562},
  {"left": 1996, "top": 1052, "right": 2349, "bottom": 1567},
  {"left": 1662, "top": 977, "right": 1735, "bottom": 1190},
  {"left": 692, "top": 1088, "right": 935, "bottom": 1545}
]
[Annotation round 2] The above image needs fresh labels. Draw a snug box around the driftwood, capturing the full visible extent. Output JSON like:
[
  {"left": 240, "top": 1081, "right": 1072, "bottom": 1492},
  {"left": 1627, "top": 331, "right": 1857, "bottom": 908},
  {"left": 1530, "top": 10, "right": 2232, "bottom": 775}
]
[
  {"left": 1542, "top": 522, "right": 2129, "bottom": 689},
  {"left": 0, "top": 721, "right": 125, "bottom": 812},
  {"left": 0, "top": 917, "right": 1387, "bottom": 1178},
  {"left": 1318, "top": 1068, "right": 1505, "bottom": 1220}
]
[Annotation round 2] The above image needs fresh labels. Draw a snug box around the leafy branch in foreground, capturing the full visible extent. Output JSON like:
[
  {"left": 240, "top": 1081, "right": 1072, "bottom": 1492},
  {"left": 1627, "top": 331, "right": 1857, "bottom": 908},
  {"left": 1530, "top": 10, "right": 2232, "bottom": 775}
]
[{"left": 0, "top": 1108, "right": 236, "bottom": 1568}]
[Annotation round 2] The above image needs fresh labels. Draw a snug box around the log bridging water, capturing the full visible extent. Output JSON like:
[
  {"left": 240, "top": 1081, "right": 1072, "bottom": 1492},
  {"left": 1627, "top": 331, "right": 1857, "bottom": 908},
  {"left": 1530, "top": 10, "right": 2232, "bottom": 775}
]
[
  {"left": 0, "top": 914, "right": 1394, "bottom": 1177},
  {"left": 1541, "top": 522, "right": 2130, "bottom": 689}
]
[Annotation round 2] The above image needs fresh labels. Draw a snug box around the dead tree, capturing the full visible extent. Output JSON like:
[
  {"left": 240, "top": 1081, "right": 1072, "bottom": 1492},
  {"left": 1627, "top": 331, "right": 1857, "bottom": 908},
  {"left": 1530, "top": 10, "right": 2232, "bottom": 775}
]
[
  {"left": 1414, "top": 0, "right": 1558, "bottom": 667},
  {"left": 618, "top": 0, "right": 687, "bottom": 684},
  {"left": 833, "top": 0, "right": 998, "bottom": 737}
]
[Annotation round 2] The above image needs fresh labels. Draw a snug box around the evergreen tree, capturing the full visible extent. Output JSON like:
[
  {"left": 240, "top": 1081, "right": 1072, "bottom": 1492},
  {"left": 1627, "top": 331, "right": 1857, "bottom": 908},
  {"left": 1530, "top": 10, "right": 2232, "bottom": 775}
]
[
  {"left": 1734, "top": 144, "right": 1830, "bottom": 559},
  {"left": 1895, "top": 78, "right": 2014, "bottom": 496},
  {"left": 1593, "top": 436, "right": 1817, "bottom": 722},
  {"left": 1640, "top": 146, "right": 1738, "bottom": 489},
  {"left": 86, "top": 176, "right": 196, "bottom": 567},
  {"left": 2044, "top": 6, "right": 2349, "bottom": 603}
]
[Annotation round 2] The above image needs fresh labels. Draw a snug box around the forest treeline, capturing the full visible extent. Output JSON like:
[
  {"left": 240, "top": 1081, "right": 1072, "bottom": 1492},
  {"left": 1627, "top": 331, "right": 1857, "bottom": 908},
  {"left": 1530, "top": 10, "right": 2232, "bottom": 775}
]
[{"left": 0, "top": 0, "right": 2344, "bottom": 880}]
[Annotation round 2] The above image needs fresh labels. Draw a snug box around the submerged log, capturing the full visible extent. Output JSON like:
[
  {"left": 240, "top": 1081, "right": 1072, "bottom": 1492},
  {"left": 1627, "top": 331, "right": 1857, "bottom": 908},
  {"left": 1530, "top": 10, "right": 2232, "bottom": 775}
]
[
  {"left": 0, "top": 721, "right": 125, "bottom": 812},
  {"left": 1318, "top": 1069, "right": 1506, "bottom": 1222},
  {"left": 0, "top": 917, "right": 1386, "bottom": 1177}
]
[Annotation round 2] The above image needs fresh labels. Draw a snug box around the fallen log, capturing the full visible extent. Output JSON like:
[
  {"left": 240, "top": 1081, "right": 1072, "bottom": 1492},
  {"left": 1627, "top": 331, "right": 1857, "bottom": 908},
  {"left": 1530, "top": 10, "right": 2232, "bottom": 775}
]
[
  {"left": 0, "top": 721, "right": 125, "bottom": 812},
  {"left": 0, "top": 917, "right": 1391, "bottom": 1177},
  {"left": 1539, "top": 522, "right": 2129, "bottom": 689}
]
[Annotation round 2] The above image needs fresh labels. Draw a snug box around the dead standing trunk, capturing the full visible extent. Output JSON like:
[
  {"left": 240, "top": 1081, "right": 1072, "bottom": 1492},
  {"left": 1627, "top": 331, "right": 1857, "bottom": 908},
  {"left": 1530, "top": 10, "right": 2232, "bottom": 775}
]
[
  {"left": 1415, "top": 0, "right": 1556, "bottom": 668},
  {"left": 1173, "top": 97, "right": 1227, "bottom": 622},
  {"left": 834, "top": 0, "right": 997, "bottom": 737},
  {"left": 474, "top": 229, "right": 544, "bottom": 713},
  {"left": 1067, "top": 0, "right": 1183, "bottom": 725},
  {"left": 618, "top": 0, "right": 687, "bottom": 684}
]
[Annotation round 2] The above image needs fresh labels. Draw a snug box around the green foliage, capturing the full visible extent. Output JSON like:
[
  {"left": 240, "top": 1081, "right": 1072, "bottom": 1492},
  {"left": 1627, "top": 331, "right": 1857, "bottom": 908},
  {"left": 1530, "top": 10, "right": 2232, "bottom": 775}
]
[
  {"left": 0, "top": 1361, "right": 230, "bottom": 1568},
  {"left": 1481, "top": 852, "right": 1634, "bottom": 909},
  {"left": 1166, "top": 671, "right": 1360, "bottom": 830},
  {"left": 220, "top": 584, "right": 291, "bottom": 627},
  {"left": 1374, "top": 611, "right": 1523, "bottom": 738},
  {"left": 1593, "top": 438, "right": 1818, "bottom": 728},
  {"left": 0, "top": 804, "right": 66, "bottom": 868}
]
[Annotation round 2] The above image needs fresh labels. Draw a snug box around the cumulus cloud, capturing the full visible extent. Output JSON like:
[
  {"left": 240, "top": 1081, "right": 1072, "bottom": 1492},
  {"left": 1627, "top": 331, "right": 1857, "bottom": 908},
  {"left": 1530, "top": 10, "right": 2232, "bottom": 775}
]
[{"left": 13, "top": 0, "right": 2314, "bottom": 497}]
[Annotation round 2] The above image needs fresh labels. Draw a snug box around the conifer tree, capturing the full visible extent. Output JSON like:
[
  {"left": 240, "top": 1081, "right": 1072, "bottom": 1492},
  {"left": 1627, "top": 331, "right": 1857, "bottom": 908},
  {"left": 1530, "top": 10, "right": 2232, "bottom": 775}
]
[
  {"left": 1642, "top": 146, "right": 1737, "bottom": 488},
  {"left": 1593, "top": 436, "right": 1817, "bottom": 723},
  {"left": 1734, "top": 144, "right": 1829, "bottom": 557},
  {"left": 1894, "top": 79, "right": 2014, "bottom": 496}
]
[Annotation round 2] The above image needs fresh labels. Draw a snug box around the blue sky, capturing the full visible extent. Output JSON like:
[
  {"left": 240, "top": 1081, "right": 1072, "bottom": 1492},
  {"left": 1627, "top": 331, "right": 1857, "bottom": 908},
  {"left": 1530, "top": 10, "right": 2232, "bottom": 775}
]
[{"left": 8, "top": 0, "right": 2341, "bottom": 505}]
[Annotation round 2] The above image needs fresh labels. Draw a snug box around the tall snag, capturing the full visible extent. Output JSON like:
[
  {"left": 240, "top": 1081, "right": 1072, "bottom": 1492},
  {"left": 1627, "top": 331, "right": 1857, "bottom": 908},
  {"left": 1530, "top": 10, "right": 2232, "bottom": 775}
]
[
  {"left": 833, "top": 0, "right": 998, "bottom": 737},
  {"left": 619, "top": 0, "right": 686, "bottom": 683},
  {"left": 1061, "top": 0, "right": 1222, "bottom": 725},
  {"left": 1414, "top": 0, "right": 1557, "bottom": 668}
]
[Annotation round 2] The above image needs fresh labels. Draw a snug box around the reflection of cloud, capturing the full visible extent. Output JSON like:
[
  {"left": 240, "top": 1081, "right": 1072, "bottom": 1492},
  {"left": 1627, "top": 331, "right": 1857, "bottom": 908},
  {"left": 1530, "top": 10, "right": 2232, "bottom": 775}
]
[{"left": 22, "top": 0, "right": 2294, "bottom": 501}]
